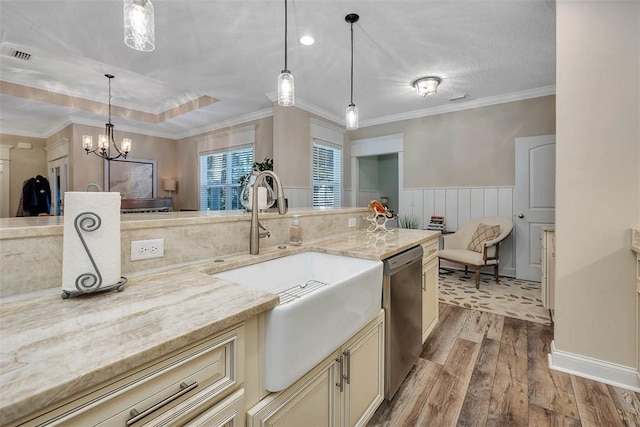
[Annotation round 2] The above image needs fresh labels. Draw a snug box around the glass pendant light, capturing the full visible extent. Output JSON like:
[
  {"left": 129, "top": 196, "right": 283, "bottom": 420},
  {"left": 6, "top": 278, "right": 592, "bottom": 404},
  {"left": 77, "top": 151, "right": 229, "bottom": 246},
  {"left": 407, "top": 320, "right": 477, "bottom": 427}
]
[
  {"left": 123, "top": 0, "right": 155, "bottom": 52},
  {"left": 277, "top": 0, "right": 295, "bottom": 106},
  {"left": 345, "top": 13, "right": 359, "bottom": 130}
]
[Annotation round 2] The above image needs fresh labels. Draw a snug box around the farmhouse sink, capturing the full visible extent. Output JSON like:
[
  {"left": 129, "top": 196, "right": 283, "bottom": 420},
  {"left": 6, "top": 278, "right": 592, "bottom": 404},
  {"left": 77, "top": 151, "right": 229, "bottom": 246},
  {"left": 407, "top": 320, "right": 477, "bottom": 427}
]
[{"left": 213, "top": 251, "right": 383, "bottom": 392}]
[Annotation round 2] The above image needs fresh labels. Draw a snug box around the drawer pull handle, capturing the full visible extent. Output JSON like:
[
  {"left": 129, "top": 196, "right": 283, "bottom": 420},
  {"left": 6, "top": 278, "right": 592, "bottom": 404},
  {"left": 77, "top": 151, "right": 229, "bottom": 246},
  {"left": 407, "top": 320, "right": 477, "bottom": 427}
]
[{"left": 126, "top": 381, "right": 198, "bottom": 426}]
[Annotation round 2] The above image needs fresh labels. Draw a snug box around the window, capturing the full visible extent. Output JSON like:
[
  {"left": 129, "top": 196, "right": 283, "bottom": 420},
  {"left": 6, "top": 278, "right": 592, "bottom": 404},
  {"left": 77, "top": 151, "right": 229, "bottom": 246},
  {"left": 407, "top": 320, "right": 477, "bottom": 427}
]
[
  {"left": 313, "top": 140, "right": 342, "bottom": 208},
  {"left": 199, "top": 146, "right": 253, "bottom": 211}
]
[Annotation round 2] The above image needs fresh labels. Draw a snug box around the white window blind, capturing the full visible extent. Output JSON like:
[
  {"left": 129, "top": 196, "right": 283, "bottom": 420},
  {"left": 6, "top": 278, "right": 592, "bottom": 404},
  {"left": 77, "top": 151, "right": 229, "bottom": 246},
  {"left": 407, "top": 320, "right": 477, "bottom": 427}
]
[
  {"left": 199, "top": 146, "right": 253, "bottom": 211},
  {"left": 313, "top": 140, "right": 342, "bottom": 208}
]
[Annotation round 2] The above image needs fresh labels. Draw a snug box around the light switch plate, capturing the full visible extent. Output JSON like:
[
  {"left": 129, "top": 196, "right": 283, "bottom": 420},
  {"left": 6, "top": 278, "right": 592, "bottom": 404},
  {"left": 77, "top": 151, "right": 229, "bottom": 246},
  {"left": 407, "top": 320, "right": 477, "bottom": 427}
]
[{"left": 348, "top": 217, "right": 357, "bottom": 228}]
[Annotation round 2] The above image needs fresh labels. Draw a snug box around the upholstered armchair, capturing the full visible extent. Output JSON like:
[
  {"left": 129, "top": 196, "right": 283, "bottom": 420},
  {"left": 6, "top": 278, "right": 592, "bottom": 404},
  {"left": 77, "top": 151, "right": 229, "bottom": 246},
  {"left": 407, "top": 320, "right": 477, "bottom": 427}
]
[{"left": 438, "top": 216, "right": 513, "bottom": 289}]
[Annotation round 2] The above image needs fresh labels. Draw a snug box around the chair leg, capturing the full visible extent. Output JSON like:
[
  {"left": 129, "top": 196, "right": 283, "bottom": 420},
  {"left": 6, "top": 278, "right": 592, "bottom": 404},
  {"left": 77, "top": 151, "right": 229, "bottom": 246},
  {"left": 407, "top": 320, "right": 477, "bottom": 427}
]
[
  {"left": 474, "top": 268, "right": 480, "bottom": 289},
  {"left": 494, "top": 265, "right": 499, "bottom": 283}
]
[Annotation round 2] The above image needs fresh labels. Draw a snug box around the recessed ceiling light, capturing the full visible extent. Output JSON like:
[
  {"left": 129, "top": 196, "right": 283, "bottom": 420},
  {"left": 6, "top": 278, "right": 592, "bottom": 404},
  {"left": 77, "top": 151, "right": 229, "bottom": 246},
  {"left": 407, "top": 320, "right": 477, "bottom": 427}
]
[{"left": 300, "top": 35, "right": 314, "bottom": 46}]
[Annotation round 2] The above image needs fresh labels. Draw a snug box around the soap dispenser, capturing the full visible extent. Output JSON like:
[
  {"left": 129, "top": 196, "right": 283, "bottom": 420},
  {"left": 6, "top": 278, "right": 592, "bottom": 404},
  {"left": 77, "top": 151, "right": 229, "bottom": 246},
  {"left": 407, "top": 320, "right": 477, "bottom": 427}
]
[{"left": 289, "top": 215, "right": 302, "bottom": 246}]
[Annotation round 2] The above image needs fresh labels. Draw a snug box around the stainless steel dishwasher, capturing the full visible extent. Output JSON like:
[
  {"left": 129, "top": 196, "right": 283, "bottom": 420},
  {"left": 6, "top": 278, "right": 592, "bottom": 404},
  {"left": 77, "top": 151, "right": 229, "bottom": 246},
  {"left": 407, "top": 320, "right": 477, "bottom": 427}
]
[{"left": 382, "top": 245, "right": 423, "bottom": 400}]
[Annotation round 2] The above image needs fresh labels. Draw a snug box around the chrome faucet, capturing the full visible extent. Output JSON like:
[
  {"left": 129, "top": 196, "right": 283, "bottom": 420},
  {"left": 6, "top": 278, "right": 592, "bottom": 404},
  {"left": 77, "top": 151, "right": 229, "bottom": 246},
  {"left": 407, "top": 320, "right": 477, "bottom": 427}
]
[{"left": 250, "top": 170, "right": 287, "bottom": 255}]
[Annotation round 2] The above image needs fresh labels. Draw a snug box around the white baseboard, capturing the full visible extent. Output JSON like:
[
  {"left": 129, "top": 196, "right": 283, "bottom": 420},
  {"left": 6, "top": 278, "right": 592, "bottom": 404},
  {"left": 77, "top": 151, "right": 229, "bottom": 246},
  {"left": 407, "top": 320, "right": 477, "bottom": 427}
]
[{"left": 548, "top": 341, "right": 640, "bottom": 392}]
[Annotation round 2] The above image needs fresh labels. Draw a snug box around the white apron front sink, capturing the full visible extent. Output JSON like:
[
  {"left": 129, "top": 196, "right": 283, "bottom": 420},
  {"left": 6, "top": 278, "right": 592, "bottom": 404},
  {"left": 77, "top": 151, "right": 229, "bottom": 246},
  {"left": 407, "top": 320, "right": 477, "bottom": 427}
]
[{"left": 213, "top": 251, "right": 383, "bottom": 392}]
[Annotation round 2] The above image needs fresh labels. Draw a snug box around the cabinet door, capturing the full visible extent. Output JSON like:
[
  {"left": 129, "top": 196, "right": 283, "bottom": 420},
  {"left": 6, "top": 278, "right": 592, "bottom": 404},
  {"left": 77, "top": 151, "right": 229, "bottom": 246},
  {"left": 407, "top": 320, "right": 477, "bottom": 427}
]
[
  {"left": 341, "top": 310, "right": 384, "bottom": 427},
  {"left": 422, "top": 257, "right": 439, "bottom": 344},
  {"left": 184, "top": 389, "right": 245, "bottom": 427},
  {"left": 246, "top": 352, "right": 340, "bottom": 427}
]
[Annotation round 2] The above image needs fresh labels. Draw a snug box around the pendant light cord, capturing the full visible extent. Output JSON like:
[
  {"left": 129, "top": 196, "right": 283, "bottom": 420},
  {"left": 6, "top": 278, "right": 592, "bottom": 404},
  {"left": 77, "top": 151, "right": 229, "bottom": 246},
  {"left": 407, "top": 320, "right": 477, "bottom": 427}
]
[
  {"left": 350, "top": 21, "right": 354, "bottom": 105},
  {"left": 107, "top": 76, "right": 112, "bottom": 126},
  {"left": 284, "top": 0, "right": 288, "bottom": 71}
]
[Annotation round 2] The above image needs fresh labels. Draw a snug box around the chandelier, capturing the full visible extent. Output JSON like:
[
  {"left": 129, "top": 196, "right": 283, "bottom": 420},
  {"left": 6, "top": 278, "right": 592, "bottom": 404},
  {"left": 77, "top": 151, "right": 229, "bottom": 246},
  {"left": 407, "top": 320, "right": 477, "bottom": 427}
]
[
  {"left": 123, "top": 0, "right": 155, "bottom": 52},
  {"left": 82, "top": 74, "right": 132, "bottom": 161},
  {"left": 345, "top": 13, "right": 359, "bottom": 130},
  {"left": 277, "top": 0, "right": 295, "bottom": 106}
]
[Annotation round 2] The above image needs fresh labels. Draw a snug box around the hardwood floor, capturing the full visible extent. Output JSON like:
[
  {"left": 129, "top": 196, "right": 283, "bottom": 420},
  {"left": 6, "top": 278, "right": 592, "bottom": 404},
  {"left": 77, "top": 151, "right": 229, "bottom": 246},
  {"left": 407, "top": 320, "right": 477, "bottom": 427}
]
[{"left": 368, "top": 304, "right": 640, "bottom": 427}]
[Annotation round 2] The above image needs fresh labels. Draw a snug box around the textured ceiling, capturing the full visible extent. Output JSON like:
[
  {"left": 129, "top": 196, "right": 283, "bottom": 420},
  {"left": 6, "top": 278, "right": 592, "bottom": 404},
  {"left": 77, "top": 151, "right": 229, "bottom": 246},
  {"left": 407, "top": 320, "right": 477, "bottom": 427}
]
[{"left": 0, "top": 0, "right": 556, "bottom": 139}]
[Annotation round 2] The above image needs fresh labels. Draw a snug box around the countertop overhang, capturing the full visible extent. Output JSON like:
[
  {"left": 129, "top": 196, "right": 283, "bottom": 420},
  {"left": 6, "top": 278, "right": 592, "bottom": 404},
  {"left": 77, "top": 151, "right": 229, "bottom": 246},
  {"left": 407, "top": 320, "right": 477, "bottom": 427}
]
[{"left": 0, "top": 228, "right": 439, "bottom": 425}]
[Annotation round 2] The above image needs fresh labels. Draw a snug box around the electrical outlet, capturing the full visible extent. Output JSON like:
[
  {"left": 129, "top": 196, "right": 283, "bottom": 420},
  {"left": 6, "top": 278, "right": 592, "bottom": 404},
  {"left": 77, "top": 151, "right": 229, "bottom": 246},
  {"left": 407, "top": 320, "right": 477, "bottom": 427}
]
[
  {"left": 131, "top": 238, "right": 164, "bottom": 261},
  {"left": 348, "top": 217, "right": 357, "bottom": 228}
]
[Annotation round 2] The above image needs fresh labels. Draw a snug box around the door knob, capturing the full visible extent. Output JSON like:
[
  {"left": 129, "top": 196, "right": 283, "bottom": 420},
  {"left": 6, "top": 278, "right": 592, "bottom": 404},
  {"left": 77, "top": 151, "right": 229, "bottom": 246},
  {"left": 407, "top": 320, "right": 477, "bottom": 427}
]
[{"left": 517, "top": 214, "right": 524, "bottom": 218}]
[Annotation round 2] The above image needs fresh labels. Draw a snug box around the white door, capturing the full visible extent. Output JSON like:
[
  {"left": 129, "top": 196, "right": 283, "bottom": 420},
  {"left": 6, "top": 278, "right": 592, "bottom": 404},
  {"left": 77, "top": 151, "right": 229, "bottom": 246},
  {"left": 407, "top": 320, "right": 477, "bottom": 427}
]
[{"left": 514, "top": 135, "right": 555, "bottom": 281}]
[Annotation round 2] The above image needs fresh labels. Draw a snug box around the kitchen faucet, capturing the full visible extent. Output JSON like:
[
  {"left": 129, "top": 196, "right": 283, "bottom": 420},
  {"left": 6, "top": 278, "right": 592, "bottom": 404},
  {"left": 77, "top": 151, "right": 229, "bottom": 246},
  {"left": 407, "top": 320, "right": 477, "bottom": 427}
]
[{"left": 250, "top": 171, "right": 287, "bottom": 255}]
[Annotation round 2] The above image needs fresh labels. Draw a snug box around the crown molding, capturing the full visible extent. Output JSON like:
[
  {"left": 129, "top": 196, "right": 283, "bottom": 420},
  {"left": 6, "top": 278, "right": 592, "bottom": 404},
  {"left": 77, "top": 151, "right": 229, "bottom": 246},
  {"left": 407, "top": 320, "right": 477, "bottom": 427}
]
[
  {"left": 360, "top": 85, "right": 556, "bottom": 128},
  {"left": 178, "top": 108, "right": 273, "bottom": 140},
  {"left": 265, "top": 91, "right": 344, "bottom": 127}
]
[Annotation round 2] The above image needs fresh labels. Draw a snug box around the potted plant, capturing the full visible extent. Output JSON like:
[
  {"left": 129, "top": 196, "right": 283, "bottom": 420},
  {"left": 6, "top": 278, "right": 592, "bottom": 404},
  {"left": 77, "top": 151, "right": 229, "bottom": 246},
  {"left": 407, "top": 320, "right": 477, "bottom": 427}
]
[{"left": 238, "top": 157, "right": 274, "bottom": 188}]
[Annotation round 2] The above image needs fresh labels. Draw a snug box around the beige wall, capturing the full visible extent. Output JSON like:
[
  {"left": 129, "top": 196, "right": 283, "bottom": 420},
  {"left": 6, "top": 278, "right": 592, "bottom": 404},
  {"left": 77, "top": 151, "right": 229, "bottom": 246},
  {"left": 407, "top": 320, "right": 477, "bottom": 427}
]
[
  {"left": 0, "top": 134, "right": 47, "bottom": 216},
  {"left": 176, "top": 116, "right": 274, "bottom": 211},
  {"left": 273, "top": 104, "right": 312, "bottom": 187},
  {"left": 70, "top": 124, "right": 177, "bottom": 198},
  {"left": 348, "top": 96, "right": 556, "bottom": 189},
  {"left": 555, "top": 0, "right": 639, "bottom": 368}
]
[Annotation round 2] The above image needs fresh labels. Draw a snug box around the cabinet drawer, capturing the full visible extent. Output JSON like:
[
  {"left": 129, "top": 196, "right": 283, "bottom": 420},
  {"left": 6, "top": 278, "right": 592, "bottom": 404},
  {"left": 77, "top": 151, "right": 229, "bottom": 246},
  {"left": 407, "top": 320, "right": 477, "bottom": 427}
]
[
  {"left": 31, "top": 326, "right": 243, "bottom": 427},
  {"left": 421, "top": 239, "right": 438, "bottom": 263}
]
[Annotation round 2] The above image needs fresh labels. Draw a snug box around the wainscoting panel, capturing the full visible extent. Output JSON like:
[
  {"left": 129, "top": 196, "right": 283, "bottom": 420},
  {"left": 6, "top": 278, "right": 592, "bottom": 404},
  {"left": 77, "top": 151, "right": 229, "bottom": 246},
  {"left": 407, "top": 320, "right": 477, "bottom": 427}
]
[{"left": 402, "top": 186, "right": 516, "bottom": 277}]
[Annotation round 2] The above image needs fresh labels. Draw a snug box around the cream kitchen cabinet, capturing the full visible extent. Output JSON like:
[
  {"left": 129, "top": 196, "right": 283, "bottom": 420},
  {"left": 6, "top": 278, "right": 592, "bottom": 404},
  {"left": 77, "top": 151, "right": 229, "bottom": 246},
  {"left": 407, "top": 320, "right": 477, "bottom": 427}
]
[
  {"left": 16, "top": 325, "right": 245, "bottom": 427},
  {"left": 421, "top": 236, "right": 440, "bottom": 343},
  {"left": 247, "top": 310, "right": 384, "bottom": 427}
]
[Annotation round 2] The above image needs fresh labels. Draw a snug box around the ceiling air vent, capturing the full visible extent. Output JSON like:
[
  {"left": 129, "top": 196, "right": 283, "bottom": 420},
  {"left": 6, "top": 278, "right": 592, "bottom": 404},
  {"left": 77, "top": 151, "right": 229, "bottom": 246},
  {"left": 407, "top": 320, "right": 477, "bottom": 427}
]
[{"left": 8, "top": 48, "right": 31, "bottom": 61}]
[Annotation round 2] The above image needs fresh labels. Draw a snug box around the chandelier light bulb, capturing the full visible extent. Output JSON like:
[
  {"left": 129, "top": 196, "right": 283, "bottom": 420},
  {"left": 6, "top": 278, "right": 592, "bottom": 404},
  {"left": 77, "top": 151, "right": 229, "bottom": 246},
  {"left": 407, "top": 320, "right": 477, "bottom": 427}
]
[
  {"left": 98, "top": 134, "right": 109, "bottom": 150},
  {"left": 82, "top": 135, "right": 93, "bottom": 151},
  {"left": 121, "top": 138, "right": 132, "bottom": 153}
]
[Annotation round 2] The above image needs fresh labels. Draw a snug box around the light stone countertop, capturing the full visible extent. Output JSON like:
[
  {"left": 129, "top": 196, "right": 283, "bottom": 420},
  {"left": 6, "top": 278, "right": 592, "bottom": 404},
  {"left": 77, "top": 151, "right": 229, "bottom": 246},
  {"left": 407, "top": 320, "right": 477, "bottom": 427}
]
[{"left": 0, "top": 228, "right": 439, "bottom": 425}]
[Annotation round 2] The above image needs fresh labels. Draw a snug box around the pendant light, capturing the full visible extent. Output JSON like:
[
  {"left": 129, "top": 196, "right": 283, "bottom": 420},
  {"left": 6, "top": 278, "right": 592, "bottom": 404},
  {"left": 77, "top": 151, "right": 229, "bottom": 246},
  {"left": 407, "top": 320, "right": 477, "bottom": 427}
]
[
  {"left": 277, "top": 0, "right": 295, "bottom": 106},
  {"left": 345, "top": 13, "right": 359, "bottom": 130},
  {"left": 123, "top": 0, "right": 155, "bottom": 52}
]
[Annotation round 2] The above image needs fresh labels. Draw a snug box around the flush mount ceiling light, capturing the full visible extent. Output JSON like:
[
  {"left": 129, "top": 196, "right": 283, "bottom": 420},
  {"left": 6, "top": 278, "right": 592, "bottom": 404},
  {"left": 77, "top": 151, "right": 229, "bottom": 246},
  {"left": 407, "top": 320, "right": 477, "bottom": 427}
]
[
  {"left": 123, "top": 0, "right": 155, "bottom": 52},
  {"left": 82, "top": 74, "right": 132, "bottom": 161},
  {"left": 412, "top": 76, "right": 441, "bottom": 97},
  {"left": 345, "top": 13, "right": 359, "bottom": 130},
  {"left": 277, "top": 0, "right": 295, "bottom": 106}
]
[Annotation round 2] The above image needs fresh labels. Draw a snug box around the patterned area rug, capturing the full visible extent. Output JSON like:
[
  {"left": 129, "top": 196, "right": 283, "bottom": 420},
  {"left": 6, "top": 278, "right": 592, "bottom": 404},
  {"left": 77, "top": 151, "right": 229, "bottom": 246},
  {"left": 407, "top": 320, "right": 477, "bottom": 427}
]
[{"left": 439, "top": 270, "right": 552, "bottom": 325}]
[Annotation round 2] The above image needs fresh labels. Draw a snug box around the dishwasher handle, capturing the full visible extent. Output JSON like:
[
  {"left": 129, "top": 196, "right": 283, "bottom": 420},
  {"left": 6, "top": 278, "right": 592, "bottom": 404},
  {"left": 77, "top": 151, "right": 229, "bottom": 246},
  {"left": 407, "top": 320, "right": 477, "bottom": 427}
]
[{"left": 383, "top": 245, "right": 424, "bottom": 276}]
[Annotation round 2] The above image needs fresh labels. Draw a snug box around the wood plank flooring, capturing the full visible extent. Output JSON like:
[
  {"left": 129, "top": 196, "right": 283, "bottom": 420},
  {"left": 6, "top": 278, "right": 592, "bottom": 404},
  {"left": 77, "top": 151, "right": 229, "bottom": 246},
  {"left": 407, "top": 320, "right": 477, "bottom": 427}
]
[{"left": 368, "top": 304, "right": 640, "bottom": 427}]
